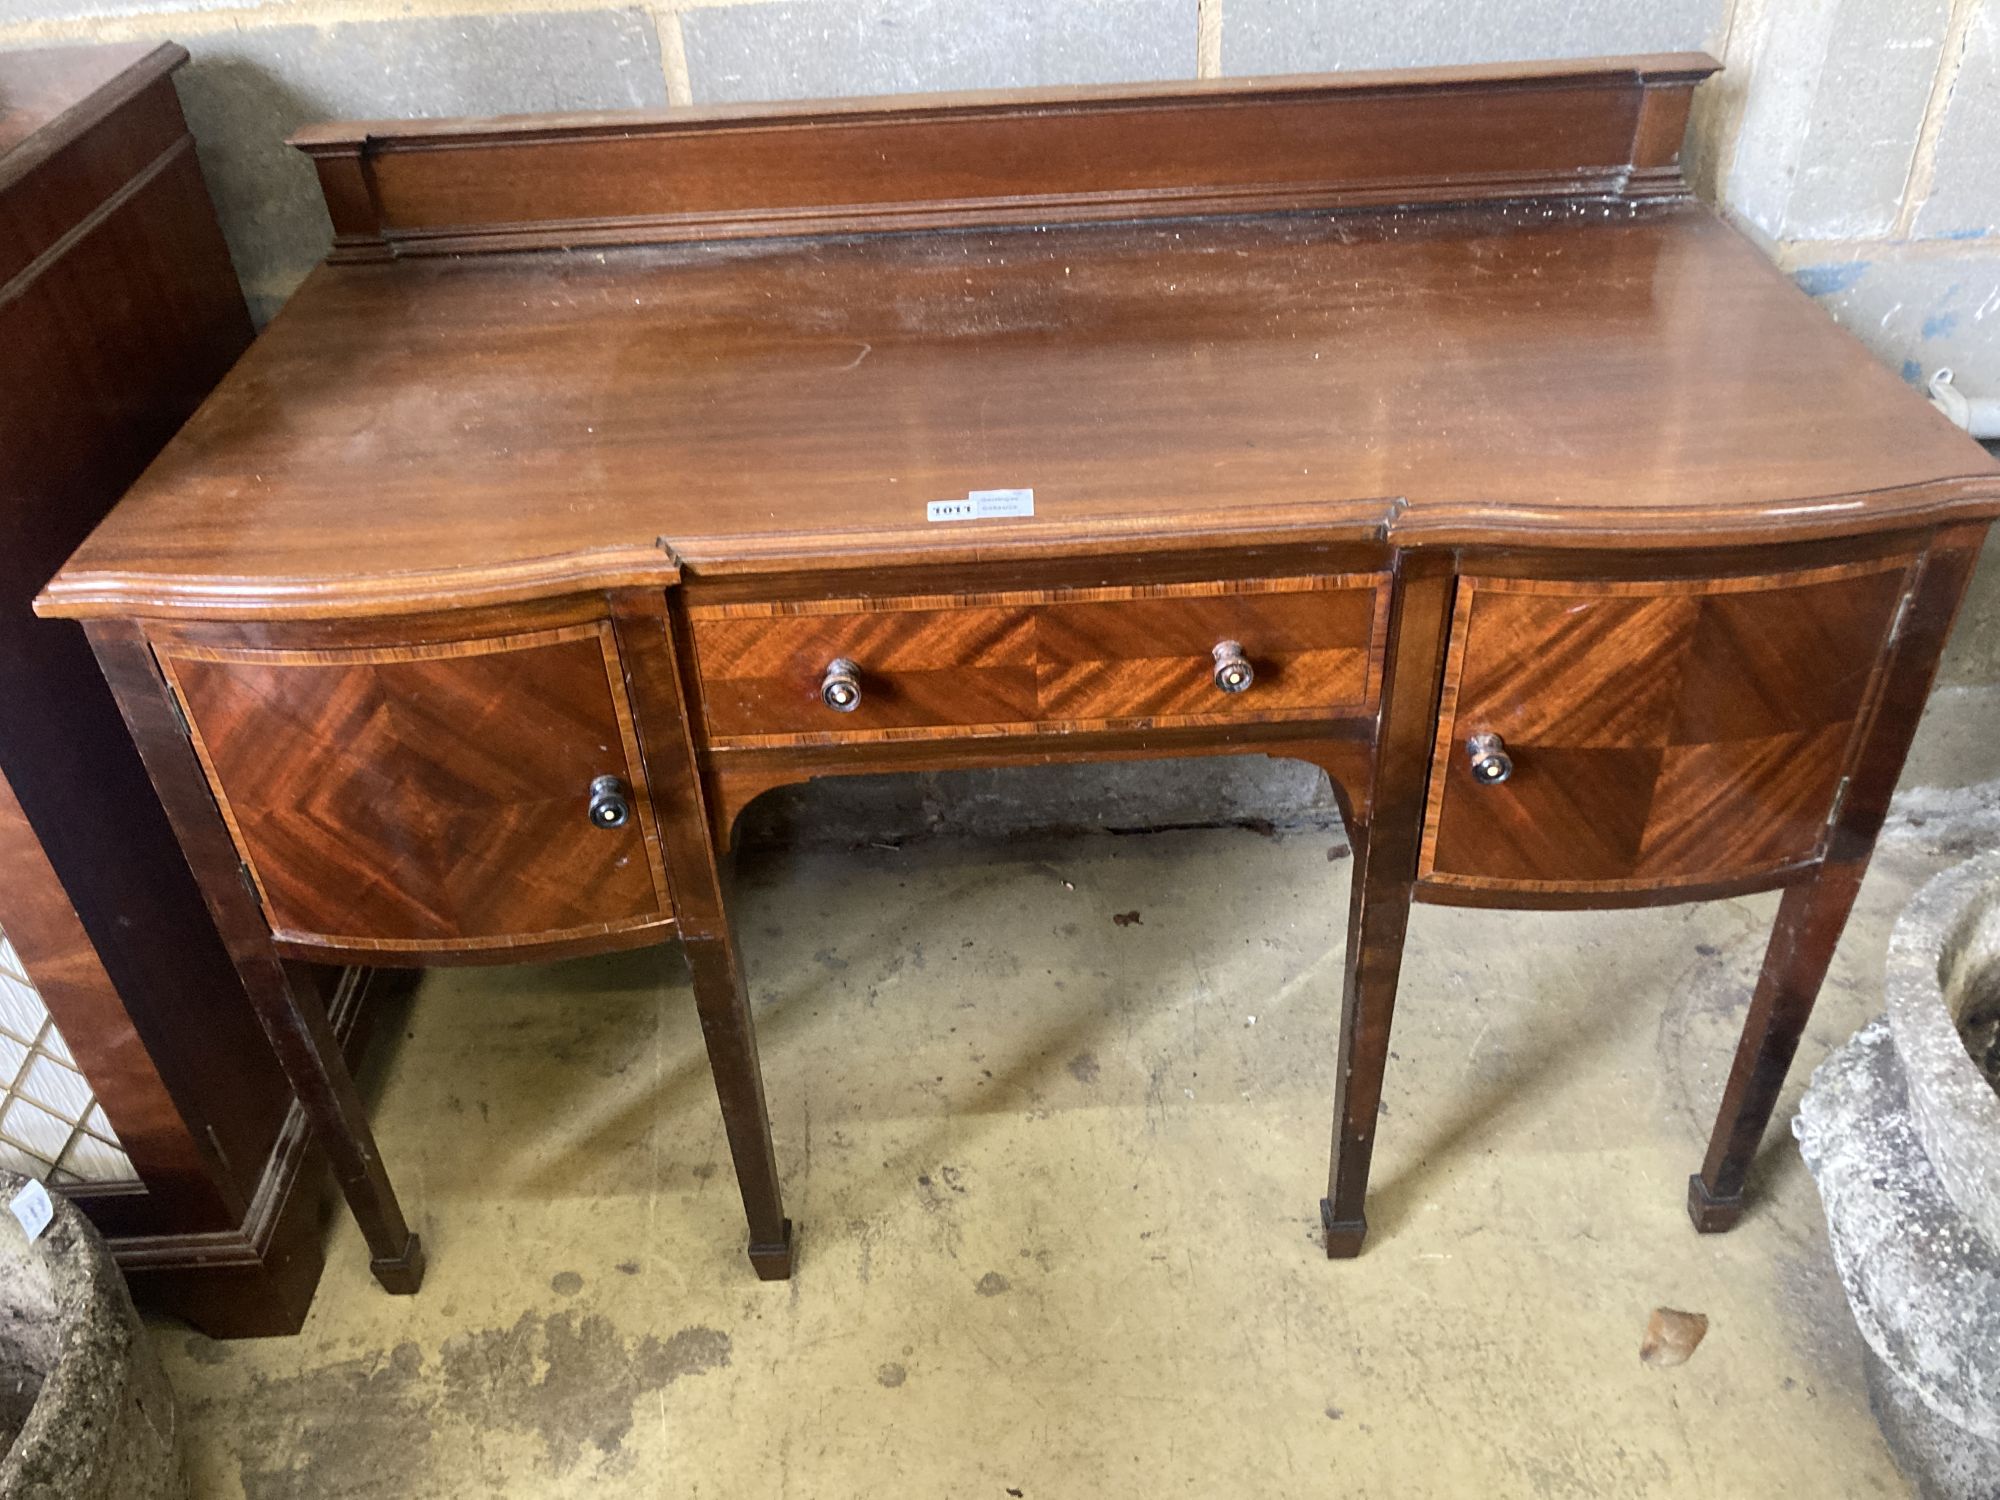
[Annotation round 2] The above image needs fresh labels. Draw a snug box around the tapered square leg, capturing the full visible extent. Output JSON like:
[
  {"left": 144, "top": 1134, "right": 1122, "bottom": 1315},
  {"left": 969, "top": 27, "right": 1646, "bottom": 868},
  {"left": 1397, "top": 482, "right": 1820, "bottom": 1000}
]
[
  {"left": 609, "top": 596, "right": 798, "bottom": 1281},
  {"left": 1321, "top": 559, "right": 1453, "bottom": 1260},
  {"left": 747, "top": 1219, "right": 795, "bottom": 1280},
  {"left": 1321, "top": 1200, "right": 1368, "bottom": 1259},
  {"left": 1685, "top": 1175, "right": 1743, "bottom": 1234},
  {"left": 1689, "top": 863, "right": 1864, "bottom": 1233},
  {"left": 1323, "top": 824, "right": 1416, "bottom": 1258},
  {"left": 86, "top": 621, "right": 425, "bottom": 1296},
  {"left": 237, "top": 954, "right": 426, "bottom": 1294},
  {"left": 370, "top": 1233, "right": 427, "bottom": 1294},
  {"left": 684, "top": 933, "right": 795, "bottom": 1280},
  {"left": 1685, "top": 533, "right": 1989, "bottom": 1234}
]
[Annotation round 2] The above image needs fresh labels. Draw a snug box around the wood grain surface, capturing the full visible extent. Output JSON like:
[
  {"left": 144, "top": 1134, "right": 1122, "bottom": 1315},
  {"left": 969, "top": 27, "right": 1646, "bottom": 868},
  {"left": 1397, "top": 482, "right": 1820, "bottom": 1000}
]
[
  {"left": 290, "top": 55, "right": 1711, "bottom": 260},
  {"left": 36, "top": 204, "right": 1997, "bottom": 620},
  {"left": 157, "top": 623, "right": 671, "bottom": 953},
  {"left": 689, "top": 575, "right": 1389, "bottom": 745},
  {"left": 0, "top": 42, "right": 179, "bottom": 184},
  {"left": 0, "top": 39, "right": 360, "bottom": 1332},
  {"left": 1418, "top": 555, "right": 1917, "bottom": 892}
]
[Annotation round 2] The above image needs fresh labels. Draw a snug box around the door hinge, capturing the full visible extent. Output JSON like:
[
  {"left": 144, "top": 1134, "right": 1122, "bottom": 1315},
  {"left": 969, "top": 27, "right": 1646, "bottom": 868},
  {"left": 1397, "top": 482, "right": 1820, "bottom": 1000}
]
[
  {"left": 164, "top": 682, "right": 192, "bottom": 740},
  {"left": 1824, "top": 774, "right": 1852, "bottom": 833},
  {"left": 236, "top": 860, "right": 263, "bottom": 911},
  {"left": 1886, "top": 589, "right": 1916, "bottom": 651}
]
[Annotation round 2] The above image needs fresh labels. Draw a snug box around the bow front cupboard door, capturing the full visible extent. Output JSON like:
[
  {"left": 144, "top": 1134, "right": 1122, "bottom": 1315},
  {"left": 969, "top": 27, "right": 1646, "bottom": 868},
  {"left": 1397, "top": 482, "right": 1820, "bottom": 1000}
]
[
  {"left": 154, "top": 622, "right": 673, "bottom": 958},
  {"left": 1418, "top": 554, "right": 1919, "bottom": 897}
]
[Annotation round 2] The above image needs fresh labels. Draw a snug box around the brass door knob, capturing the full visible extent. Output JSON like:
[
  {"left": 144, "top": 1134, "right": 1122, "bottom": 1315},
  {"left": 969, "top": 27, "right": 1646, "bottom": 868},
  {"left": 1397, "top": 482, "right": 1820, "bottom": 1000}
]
[
  {"left": 588, "top": 774, "right": 632, "bottom": 829},
  {"left": 1466, "top": 732, "right": 1513, "bottom": 785},
  {"left": 821, "top": 658, "right": 862, "bottom": 712},
  {"left": 1212, "top": 640, "right": 1254, "bottom": 694}
]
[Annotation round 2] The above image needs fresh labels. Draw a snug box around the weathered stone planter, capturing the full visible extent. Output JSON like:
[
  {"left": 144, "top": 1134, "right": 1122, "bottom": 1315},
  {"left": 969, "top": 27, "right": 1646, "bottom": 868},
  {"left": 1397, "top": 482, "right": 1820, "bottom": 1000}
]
[
  {"left": 1889, "top": 850, "right": 2000, "bottom": 1249},
  {"left": 0, "top": 1171, "right": 186, "bottom": 1500},
  {"left": 1796, "top": 851, "right": 2000, "bottom": 1500}
]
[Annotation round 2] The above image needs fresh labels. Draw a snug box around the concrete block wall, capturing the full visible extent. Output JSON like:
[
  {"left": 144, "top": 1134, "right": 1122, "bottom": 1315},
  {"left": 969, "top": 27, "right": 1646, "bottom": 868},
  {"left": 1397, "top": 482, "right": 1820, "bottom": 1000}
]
[
  {"left": 4, "top": 0, "right": 1750, "bottom": 332},
  {"left": 5, "top": 0, "right": 1995, "bottom": 841},
  {"left": 1694, "top": 0, "right": 2000, "bottom": 407}
]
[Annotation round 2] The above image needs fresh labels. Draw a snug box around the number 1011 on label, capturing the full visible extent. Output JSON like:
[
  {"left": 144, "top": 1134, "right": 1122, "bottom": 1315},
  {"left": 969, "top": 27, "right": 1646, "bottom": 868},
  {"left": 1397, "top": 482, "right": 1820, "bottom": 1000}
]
[{"left": 927, "top": 488, "right": 1035, "bottom": 522}]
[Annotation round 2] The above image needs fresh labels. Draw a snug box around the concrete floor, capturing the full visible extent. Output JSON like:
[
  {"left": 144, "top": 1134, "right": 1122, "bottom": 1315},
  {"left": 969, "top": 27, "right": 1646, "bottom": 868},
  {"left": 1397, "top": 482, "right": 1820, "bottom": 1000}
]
[{"left": 158, "top": 685, "right": 2000, "bottom": 1500}]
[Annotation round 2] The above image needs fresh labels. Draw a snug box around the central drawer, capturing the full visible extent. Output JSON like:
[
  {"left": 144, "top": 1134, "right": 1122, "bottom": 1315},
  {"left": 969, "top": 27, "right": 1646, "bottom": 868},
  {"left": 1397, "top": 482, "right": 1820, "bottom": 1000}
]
[{"left": 688, "top": 574, "right": 1392, "bottom": 746}]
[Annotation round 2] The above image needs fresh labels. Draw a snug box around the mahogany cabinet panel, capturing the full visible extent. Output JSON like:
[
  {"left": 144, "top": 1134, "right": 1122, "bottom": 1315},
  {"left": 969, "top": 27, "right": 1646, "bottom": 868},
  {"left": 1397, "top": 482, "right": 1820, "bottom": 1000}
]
[
  {"left": 1419, "top": 555, "right": 1917, "bottom": 893},
  {"left": 688, "top": 575, "right": 1391, "bottom": 747},
  {"left": 295, "top": 57, "right": 1708, "bottom": 261},
  {"left": 0, "top": 40, "right": 367, "bottom": 1336},
  {"left": 156, "top": 624, "right": 672, "bottom": 954}
]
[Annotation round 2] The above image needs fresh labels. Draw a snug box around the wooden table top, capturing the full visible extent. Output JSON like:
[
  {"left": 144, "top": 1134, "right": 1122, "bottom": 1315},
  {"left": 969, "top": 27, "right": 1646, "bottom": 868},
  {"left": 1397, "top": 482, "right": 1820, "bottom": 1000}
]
[{"left": 43, "top": 196, "right": 1999, "bottom": 619}]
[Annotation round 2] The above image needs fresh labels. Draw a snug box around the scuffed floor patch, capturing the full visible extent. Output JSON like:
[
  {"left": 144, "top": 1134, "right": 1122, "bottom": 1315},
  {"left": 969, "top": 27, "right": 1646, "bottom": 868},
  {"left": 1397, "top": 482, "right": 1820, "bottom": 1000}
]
[
  {"left": 155, "top": 756, "right": 2000, "bottom": 1495},
  {"left": 210, "top": 1313, "right": 728, "bottom": 1499}
]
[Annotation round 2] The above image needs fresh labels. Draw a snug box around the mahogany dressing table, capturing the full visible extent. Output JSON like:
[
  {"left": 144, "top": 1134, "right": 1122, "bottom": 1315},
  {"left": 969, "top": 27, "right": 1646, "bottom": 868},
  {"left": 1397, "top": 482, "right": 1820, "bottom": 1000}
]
[{"left": 36, "top": 54, "right": 2000, "bottom": 1295}]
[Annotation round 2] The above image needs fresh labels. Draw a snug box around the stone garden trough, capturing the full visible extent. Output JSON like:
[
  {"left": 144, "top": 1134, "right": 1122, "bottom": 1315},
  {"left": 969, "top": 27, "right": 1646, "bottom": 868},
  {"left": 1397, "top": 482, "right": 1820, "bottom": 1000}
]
[
  {"left": 0, "top": 1170, "right": 185, "bottom": 1499},
  {"left": 1797, "top": 850, "right": 2000, "bottom": 1500}
]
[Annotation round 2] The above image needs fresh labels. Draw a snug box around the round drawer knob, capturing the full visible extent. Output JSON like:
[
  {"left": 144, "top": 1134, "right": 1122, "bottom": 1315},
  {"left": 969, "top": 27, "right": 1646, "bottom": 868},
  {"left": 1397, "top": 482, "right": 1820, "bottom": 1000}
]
[
  {"left": 821, "top": 658, "right": 862, "bottom": 712},
  {"left": 1212, "top": 640, "right": 1254, "bottom": 694},
  {"left": 1466, "top": 732, "right": 1513, "bottom": 785},
  {"left": 588, "top": 774, "right": 632, "bottom": 829}
]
